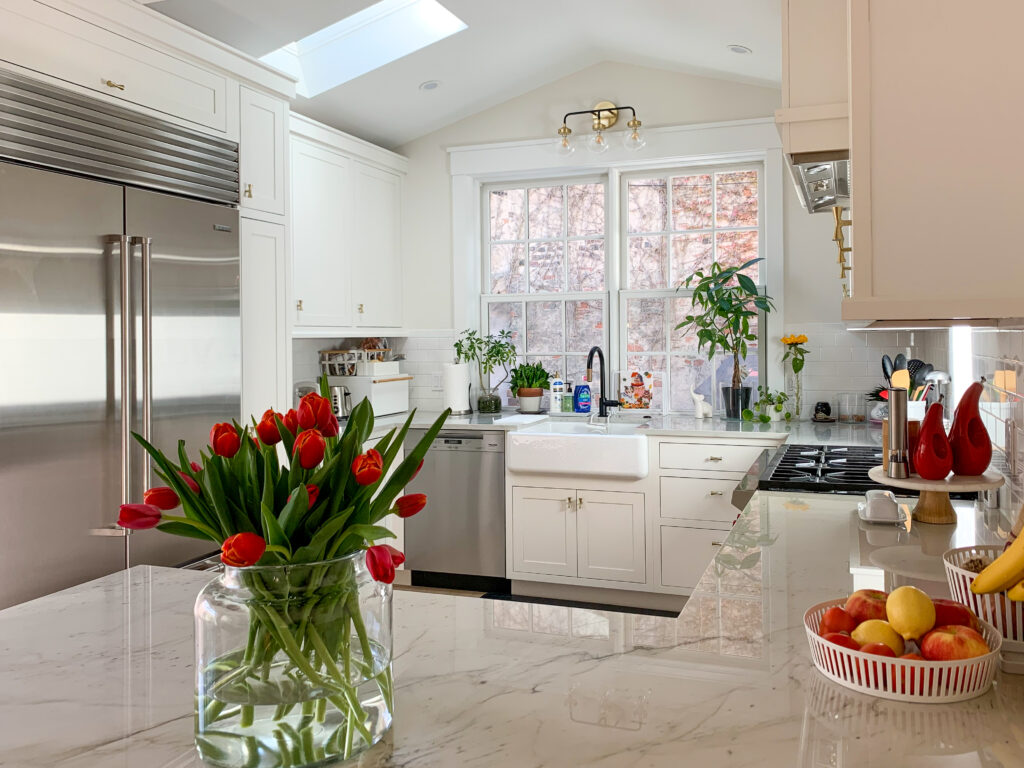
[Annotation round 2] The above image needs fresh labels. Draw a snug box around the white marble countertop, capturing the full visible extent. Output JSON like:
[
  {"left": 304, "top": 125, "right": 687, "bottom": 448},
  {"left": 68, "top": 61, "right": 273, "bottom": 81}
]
[
  {"left": 3, "top": 491, "right": 1021, "bottom": 767},
  {"left": 371, "top": 409, "right": 883, "bottom": 446}
]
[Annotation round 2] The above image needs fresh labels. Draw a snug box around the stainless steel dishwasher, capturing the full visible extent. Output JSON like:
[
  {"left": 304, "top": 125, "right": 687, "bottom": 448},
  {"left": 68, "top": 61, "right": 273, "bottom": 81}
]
[{"left": 403, "top": 429, "right": 507, "bottom": 589}]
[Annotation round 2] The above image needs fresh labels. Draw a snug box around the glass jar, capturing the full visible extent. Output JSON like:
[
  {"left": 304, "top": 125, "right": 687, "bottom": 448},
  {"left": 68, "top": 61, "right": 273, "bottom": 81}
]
[
  {"left": 194, "top": 552, "right": 393, "bottom": 768},
  {"left": 477, "top": 386, "right": 502, "bottom": 414}
]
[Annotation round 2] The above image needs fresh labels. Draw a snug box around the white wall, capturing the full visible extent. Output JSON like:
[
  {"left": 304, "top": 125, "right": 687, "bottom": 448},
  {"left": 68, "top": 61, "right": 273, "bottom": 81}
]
[{"left": 396, "top": 60, "right": 786, "bottom": 331}]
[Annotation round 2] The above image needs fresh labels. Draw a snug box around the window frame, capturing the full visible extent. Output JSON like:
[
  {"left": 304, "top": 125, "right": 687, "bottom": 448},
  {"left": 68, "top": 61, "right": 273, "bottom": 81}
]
[
  {"left": 480, "top": 175, "right": 612, "bottom": 400},
  {"left": 617, "top": 162, "right": 767, "bottom": 414}
]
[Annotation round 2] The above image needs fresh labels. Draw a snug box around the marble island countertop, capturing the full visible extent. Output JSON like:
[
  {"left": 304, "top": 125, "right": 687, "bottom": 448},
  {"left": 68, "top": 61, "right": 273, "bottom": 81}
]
[
  {"left": 2, "top": 492, "right": 1022, "bottom": 767},
  {"left": 372, "top": 409, "right": 883, "bottom": 446}
]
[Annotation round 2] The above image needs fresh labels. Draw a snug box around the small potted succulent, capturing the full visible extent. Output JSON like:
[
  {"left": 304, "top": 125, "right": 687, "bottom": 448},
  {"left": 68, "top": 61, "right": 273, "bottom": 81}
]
[{"left": 509, "top": 361, "right": 551, "bottom": 414}]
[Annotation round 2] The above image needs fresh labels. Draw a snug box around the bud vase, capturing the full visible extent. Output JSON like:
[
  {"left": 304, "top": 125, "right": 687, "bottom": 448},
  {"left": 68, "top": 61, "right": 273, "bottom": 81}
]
[
  {"left": 194, "top": 552, "right": 393, "bottom": 768},
  {"left": 785, "top": 368, "right": 803, "bottom": 420}
]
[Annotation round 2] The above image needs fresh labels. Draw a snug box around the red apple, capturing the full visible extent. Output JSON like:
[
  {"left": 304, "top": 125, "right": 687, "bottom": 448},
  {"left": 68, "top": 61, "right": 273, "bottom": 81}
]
[
  {"left": 845, "top": 589, "right": 889, "bottom": 624},
  {"left": 819, "top": 606, "right": 858, "bottom": 636},
  {"left": 920, "top": 625, "right": 990, "bottom": 660},
  {"left": 861, "top": 642, "right": 897, "bottom": 657},
  {"left": 822, "top": 632, "right": 861, "bottom": 651},
  {"left": 932, "top": 598, "right": 980, "bottom": 633},
  {"left": 898, "top": 653, "right": 935, "bottom": 694},
  {"left": 857, "top": 642, "right": 896, "bottom": 687}
]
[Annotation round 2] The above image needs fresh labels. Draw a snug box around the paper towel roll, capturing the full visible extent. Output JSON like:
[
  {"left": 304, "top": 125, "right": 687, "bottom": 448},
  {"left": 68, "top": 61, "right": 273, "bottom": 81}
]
[{"left": 443, "top": 363, "right": 471, "bottom": 413}]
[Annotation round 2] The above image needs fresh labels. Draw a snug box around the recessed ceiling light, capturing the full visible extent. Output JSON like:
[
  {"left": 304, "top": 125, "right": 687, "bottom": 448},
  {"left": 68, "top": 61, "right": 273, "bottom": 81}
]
[
  {"left": 419, "top": 80, "right": 441, "bottom": 91},
  {"left": 727, "top": 44, "right": 753, "bottom": 55}
]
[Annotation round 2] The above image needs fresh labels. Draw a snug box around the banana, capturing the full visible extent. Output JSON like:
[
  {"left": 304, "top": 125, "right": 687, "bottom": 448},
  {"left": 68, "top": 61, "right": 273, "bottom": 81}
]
[
  {"left": 1009, "top": 579, "right": 1024, "bottom": 602},
  {"left": 970, "top": 535, "right": 1024, "bottom": 594}
]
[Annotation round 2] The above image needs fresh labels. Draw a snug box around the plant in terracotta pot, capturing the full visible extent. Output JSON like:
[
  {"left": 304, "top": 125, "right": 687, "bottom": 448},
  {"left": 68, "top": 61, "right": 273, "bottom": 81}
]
[
  {"left": 675, "top": 258, "right": 775, "bottom": 419},
  {"left": 453, "top": 329, "right": 518, "bottom": 414},
  {"left": 509, "top": 361, "right": 551, "bottom": 414}
]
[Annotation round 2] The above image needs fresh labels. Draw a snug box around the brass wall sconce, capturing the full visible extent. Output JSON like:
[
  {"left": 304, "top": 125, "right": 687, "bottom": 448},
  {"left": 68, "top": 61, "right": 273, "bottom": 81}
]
[{"left": 556, "top": 101, "right": 644, "bottom": 155}]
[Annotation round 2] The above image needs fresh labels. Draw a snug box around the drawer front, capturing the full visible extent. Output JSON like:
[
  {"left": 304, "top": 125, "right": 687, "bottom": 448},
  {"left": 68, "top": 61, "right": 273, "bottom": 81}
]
[
  {"left": 660, "top": 477, "right": 740, "bottom": 524},
  {"left": 660, "top": 526, "right": 726, "bottom": 589},
  {"left": 0, "top": 0, "right": 228, "bottom": 132},
  {"left": 659, "top": 442, "right": 763, "bottom": 473}
]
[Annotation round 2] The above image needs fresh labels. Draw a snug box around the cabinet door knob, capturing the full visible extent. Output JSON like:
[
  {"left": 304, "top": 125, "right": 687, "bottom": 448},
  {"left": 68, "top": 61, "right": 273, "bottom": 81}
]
[
  {"left": 244, "top": 183, "right": 253, "bottom": 198},
  {"left": 709, "top": 490, "right": 724, "bottom": 497},
  {"left": 358, "top": 303, "right": 365, "bottom": 314},
  {"left": 296, "top": 299, "right": 303, "bottom": 311},
  {"left": 567, "top": 496, "right": 574, "bottom": 508},
  {"left": 577, "top": 497, "right": 584, "bottom": 508},
  {"left": 104, "top": 79, "right": 125, "bottom": 91},
  {"left": 706, "top": 456, "right": 723, "bottom": 462}
]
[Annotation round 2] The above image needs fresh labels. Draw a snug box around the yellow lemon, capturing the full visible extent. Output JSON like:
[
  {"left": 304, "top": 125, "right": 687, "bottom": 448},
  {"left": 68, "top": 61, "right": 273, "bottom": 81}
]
[
  {"left": 885, "top": 586, "right": 936, "bottom": 641},
  {"left": 851, "top": 619, "right": 905, "bottom": 655}
]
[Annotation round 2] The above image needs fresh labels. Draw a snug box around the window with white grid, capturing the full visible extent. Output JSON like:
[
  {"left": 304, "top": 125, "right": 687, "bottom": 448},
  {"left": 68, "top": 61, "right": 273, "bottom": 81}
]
[
  {"left": 620, "top": 166, "right": 764, "bottom": 412},
  {"left": 483, "top": 179, "right": 609, "bottom": 402}
]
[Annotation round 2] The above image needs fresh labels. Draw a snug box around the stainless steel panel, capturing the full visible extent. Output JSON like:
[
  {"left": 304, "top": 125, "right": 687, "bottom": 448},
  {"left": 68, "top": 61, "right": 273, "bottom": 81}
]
[
  {"left": 0, "top": 69, "right": 239, "bottom": 204},
  {"left": 0, "top": 162, "right": 126, "bottom": 608},
  {"left": 403, "top": 430, "right": 506, "bottom": 578},
  {"left": 124, "top": 187, "right": 238, "bottom": 567}
]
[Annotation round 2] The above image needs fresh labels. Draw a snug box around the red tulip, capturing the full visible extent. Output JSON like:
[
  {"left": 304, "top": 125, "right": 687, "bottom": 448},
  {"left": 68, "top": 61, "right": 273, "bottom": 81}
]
[
  {"left": 352, "top": 449, "right": 383, "bottom": 485},
  {"left": 394, "top": 493, "right": 427, "bottom": 518},
  {"left": 209, "top": 422, "right": 241, "bottom": 458},
  {"left": 293, "top": 429, "right": 326, "bottom": 469},
  {"left": 365, "top": 544, "right": 396, "bottom": 584},
  {"left": 178, "top": 470, "right": 201, "bottom": 495},
  {"left": 220, "top": 533, "right": 267, "bottom": 567},
  {"left": 382, "top": 544, "right": 405, "bottom": 567},
  {"left": 287, "top": 483, "right": 319, "bottom": 507},
  {"left": 281, "top": 409, "right": 299, "bottom": 434},
  {"left": 298, "top": 393, "right": 335, "bottom": 433},
  {"left": 117, "top": 503, "right": 162, "bottom": 530},
  {"left": 256, "top": 409, "right": 282, "bottom": 445},
  {"left": 190, "top": 461, "right": 202, "bottom": 473},
  {"left": 322, "top": 411, "right": 340, "bottom": 438},
  {"left": 411, "top": 459, "right": 424, "bottom": 480},
  {"left": 143, "top": 486, "right": 180, "bottom": 511}
]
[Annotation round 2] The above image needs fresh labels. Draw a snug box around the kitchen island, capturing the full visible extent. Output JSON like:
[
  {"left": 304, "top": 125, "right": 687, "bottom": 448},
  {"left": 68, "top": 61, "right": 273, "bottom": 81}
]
[{"left": 2, "top": 491, "right": 1021, "bottom": 767}]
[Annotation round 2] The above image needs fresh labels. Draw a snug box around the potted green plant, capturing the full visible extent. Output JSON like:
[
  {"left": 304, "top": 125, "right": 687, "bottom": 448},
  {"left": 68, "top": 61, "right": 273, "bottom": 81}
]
[
  {"left": 675, "top": 258, "right": 775, "bottom": 419},
  {"left": 509, "top": 361, "right": 551, "bottom": 413},
  {"left": 742, "top": 385, "right": 791, "bottom": 423},
  {"left": 453, "top": 329, "right": 519, "bottom": 414}
]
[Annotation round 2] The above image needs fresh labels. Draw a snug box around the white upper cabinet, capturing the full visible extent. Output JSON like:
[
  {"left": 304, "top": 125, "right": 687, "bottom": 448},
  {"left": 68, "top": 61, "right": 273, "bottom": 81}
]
[
  {"left": 289, "top": 114, "right": 407, "bottom": 334},
  {"left": 775, "top": 0, "right": 849, "bottom": 156},
  {"left": 291, "top": 136, "right": 352, "bottom": 327},
  {"left": 349, "top": 161, "right": 402, "bottom": 328},
  {"left": 843, "top": 0, "right": 1024, "bottom": 322},
  {"left": 239, "top": 86, "right": 286, "bottom": 216},
  {"left": 0, "top": 0, "right": 230, "bottom": 134}
]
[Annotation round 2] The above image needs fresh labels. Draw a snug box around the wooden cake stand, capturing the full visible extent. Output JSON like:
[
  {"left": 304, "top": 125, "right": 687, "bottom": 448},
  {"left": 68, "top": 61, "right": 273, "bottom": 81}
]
[{"left": 867, "top": 466, "right": 1004, "bottom": 525}]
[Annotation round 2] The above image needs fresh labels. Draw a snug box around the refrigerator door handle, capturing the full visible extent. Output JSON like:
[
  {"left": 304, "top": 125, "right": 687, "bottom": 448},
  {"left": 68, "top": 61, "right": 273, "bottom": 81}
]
[
  {"left": 131, "top": 236, "right": 154, "bottom": 471},
  {"left": 90, "top": 234, "right": 131, "bottom": 540}
]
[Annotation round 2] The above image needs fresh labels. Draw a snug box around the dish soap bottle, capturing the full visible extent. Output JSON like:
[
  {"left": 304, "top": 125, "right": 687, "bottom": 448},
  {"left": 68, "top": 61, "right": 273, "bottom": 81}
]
[{"left": 573, "top": 379, "right": 592, "bottom": 413}]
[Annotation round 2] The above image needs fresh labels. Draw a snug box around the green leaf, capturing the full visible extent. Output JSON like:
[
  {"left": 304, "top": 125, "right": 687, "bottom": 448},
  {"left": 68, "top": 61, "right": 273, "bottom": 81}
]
[
  {"left": 792, "top": 357, "right": 805, "bottom": 374},
  {"left": 156, "top": 520, "right": 219, "bottom": 541},
  {"left": 369, "top": 409, "right": 451, "bottom": 523},
  {"left": 741, "top": 408, "right": 754, "bottom": 421},
  {"left": 274, "top": 413, "right": 295, "bottom": 457},
  {"left": 263, "top": 494, "right": 294, "bottom": 552}
]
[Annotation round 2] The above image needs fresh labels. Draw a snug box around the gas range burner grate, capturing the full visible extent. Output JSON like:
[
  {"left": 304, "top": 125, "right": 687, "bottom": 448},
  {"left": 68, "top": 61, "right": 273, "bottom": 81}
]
[{"left": 759, "top": 443, "right": 978, "bottom": 498}]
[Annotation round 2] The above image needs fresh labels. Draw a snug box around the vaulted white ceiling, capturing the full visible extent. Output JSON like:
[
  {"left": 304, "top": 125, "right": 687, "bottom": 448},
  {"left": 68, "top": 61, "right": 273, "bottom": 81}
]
[{"left": 144, "top": 0, "right": 782, "bottom": 149}]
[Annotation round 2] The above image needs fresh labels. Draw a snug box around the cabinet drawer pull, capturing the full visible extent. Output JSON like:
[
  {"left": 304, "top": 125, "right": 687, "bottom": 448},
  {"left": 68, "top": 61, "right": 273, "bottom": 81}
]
[
  {"left": 296, "top": 299, "right": 303, "bottom": 311},
  {"left": 244, "top": 183, "right": 253, "bottom": 198},
  {"left": 709, "top": 490, "right": 724, "bottom": 497},
  {"left": 577, "top": 496, "right": 584, "bottom": 508},
  {"left": 706, "top": 456, "right": 724, "bottom": 462},
  {"left": 104, "top": 79, "right": 125, "bottom": 91},
  {"left": 711, "top": 541, "right": 723, "bottom": 547},
  {"left": 566, "top": 496, "right": 573, "bottom": 508}
]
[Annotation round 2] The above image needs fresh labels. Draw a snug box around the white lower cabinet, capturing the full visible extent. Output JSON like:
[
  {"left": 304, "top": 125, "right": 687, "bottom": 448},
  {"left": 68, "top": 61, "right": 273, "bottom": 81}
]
[
  {"left": 660, "top": 477, "right": 741, "bottom": 525},
  {"left": 660, "top": 525, "right": 727, "bottom": 589},
  {"left": 511, "top": 486, "right": 644, "bottom": 583}
]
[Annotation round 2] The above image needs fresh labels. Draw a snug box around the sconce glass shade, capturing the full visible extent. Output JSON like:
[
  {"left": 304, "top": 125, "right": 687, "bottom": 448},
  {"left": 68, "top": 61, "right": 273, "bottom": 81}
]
[
  {"left": 586, "top": 128, "right": 610, "bottom": 154},
  {"left": 556, "top": 124, "right": 575, "bottom": 155},
  {"left": 623, "top": 118, "right": 645, "bottom": 151}
]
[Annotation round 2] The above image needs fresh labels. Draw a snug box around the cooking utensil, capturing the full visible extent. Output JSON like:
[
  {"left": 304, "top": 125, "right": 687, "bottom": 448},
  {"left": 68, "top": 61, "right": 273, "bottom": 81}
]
[
  {"left": 893, "top": 353, "right": 908, "bottom": 371},
  {"left": 907, "top": 358, "right": 925, "bottom": 383},
  {"left": 890, "top": 369, "right": 911, "bottom": 390},
  {"left": 915, "top": 363, "right": 934, "bottom": 388},
  {"left": 882, "top": 355, "right": 894, "bottom": 385}
]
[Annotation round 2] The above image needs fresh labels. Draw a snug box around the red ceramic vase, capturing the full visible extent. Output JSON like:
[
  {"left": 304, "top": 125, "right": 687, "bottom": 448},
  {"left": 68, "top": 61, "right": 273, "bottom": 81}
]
[
  {"left": 914, "top": 402, "right": 953, "bottom": 480},
  {"left": 948, "top": 382, "right": 992, "bottom": 476}
]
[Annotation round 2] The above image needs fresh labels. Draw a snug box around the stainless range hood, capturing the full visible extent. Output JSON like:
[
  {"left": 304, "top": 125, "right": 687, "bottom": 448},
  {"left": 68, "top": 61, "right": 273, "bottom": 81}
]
[{"left": 790, "top": 150, "right": 850, "bottom": 213}]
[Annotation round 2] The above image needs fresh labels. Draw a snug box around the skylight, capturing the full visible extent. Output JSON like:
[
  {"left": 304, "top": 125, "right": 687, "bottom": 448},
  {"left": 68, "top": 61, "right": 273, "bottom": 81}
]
[{"left": 261, "top": 0, "right": 467, "bottom": 98}]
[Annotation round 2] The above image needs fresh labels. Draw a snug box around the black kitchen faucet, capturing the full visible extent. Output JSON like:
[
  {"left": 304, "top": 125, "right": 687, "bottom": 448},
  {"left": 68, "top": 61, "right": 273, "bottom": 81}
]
[{"left": 585, "top": 346, "right": 621, "bottom": 418}]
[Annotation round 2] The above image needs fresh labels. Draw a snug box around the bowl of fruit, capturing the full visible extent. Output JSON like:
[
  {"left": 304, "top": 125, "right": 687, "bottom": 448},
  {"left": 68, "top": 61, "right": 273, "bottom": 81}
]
[{"left": 804, "top": 587, "right": 1002, "bottom": 702}]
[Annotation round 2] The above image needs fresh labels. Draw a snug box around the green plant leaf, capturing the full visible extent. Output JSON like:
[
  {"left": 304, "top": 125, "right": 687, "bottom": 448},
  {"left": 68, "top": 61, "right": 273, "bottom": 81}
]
[{"left": 156, "top": 520, "right": 219, "bottom": 541}]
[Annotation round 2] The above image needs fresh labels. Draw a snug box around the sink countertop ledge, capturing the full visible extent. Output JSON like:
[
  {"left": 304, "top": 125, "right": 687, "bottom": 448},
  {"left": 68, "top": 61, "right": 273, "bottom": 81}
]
[
  {"left": 2, "top": 491, "right": 1021, "bottom": 767},
  {"left": 372, "top": 409, "right": 883, "bottom": 446}
]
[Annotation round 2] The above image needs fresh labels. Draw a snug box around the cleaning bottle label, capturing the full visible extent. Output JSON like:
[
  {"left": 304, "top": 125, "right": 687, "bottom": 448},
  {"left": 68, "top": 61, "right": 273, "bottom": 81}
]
[{"left": 573, "top": 383, "right": 591, "bottom": 413}]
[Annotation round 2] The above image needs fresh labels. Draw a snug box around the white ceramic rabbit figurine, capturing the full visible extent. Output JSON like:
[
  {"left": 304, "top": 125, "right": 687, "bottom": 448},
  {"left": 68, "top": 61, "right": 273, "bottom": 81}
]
[{"left": 690, "top": 385, "right": 713, "bottom": 418}]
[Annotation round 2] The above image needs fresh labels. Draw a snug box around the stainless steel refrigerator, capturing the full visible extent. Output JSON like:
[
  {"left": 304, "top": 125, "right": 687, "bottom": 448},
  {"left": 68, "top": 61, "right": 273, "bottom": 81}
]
[{"left": 0, "top": 161, "right": 240, "bottom": 608}]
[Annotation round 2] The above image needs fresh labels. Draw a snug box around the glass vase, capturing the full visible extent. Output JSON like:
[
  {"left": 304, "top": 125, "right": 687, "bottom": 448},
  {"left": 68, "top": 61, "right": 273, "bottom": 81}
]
[
  {"left": 194, "top": 553, "right": 393, "bottom": 768},
  {"left": 477, "top": 387, "right": 502, "bottom": 414},
  {"left": 785, "top": 367, "right": 803, "bottom": 420}
]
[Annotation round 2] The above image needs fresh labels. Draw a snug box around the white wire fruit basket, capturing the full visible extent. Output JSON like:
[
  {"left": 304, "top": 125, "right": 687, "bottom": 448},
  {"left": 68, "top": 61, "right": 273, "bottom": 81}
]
[
  {"left": 804, "top": 599, "right": 1001, "bottom": 703},
  {"left": 944, "top": 545, "right": 1024, "bottom": 655}
]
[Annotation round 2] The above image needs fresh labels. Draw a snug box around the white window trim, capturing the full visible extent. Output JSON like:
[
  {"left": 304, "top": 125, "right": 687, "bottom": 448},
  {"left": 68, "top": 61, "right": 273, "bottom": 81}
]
[{"left": 450, "top": 117, "right": 785, "bottom": 398}]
